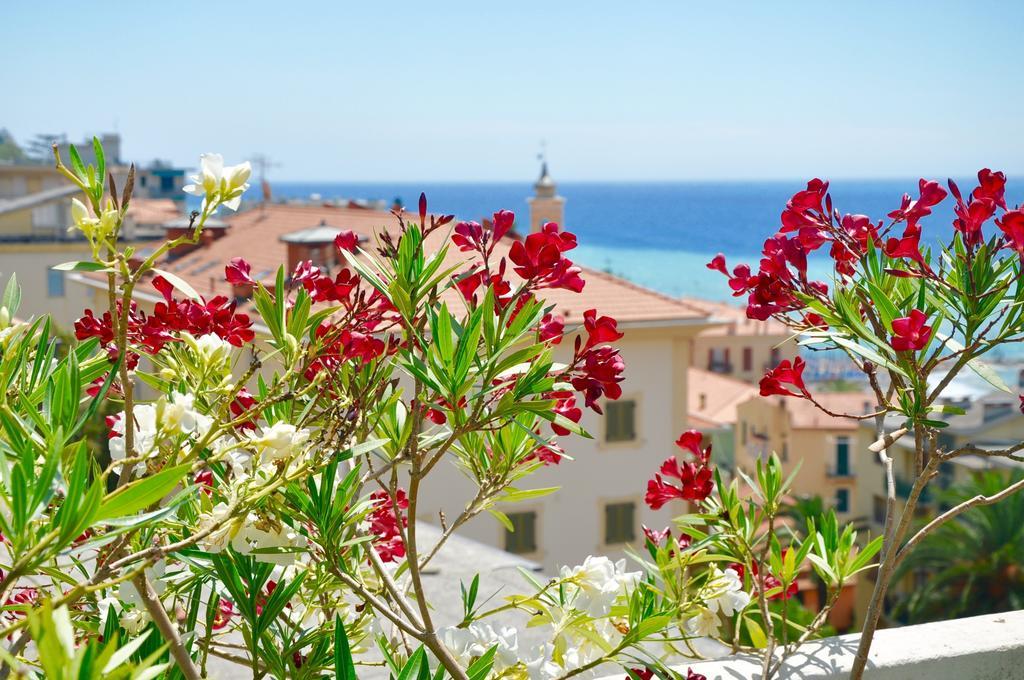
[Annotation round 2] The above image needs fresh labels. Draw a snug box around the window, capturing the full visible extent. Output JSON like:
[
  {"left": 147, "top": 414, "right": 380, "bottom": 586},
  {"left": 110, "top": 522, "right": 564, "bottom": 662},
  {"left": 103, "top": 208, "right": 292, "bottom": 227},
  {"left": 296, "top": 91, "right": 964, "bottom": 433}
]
[
  {"left": 708, "top": 347, "right": 730, "bottom": 373},
  {"left": 604, "top": 502, "right": 636, "bottom": 544},
  {"left": 47, "top": 268, "right": 65, "bottom": 297},
  {"left": 833, "top": 436, "right": 851, "bottom": 476},
  {"left": 504, "top": 511, "right": 537, "bottom": 554},
  {"left": 781, "top": 439, "right": 789, "bottom": 462},
  {"left": 769, "top": 347, "right": 781, "bottom": 368},
  {"left": 605, "top": 399, "right": 636, "bottom": 442},
  {"left": 873, "top": 495, "right": 886, "bottom": 525},
  {"left": 742, "top": 347, "right": 753, "bottom": 371},
  {"left": 835, "top": 488, "right": 850, "bottom": 513}
]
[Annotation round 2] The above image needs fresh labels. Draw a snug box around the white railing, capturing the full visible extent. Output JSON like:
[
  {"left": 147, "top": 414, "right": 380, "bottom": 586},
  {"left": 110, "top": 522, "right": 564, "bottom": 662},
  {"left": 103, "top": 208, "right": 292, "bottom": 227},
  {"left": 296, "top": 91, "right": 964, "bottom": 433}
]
[{"left": 596, "top": 610, "right": 1024, "bottom": 679}]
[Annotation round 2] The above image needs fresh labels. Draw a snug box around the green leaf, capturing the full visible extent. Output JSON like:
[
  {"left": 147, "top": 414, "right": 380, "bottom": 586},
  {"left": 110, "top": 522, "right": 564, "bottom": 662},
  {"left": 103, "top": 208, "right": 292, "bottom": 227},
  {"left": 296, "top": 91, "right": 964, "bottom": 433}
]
[
  {"left": 866, "top": 280, "right": 900, "bottom": 331},
  {"left": 2, "top": 273, "right": 20, "bottom": 317},
  {"left": 745, "top": 616, "right": 767, "bottom": 648},
  {"left": 52, "top": 261, "right": 111, "bottom": 272},
  {"left": 92, "top": 136, "right": 105, "bottom": 187},
  {"left": 967, "top": 356, "right": 1013, "bottom": 394},
  {"left": 151, "top": 268, "right": 201, "bottom": 300},
  {"left": 487, "top": 508, "right": 514, "bottom": 532},
  {"left": 334, "top": 615, "right": 357, "bottom": 680},
  {"left": 395, "top": 646, "right": 428, "bottom": 680},
  {"left": 499, "top": 487, "right": 560, "bottom": 503},
  {"left": 68, "top": 144, "right": 87, "bottom": 180},
  {"left": 467, "top": 645, "right": 497, "bottom": 680},
  {"left": 95, "top": 464, "right": 191, "bottom": 522}
]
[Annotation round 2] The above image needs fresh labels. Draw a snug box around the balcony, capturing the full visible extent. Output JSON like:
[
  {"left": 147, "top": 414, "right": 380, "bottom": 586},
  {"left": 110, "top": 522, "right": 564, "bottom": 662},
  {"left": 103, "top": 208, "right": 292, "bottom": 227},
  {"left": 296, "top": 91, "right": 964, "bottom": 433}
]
[
  {"left": 707, "top": 360, "right": 733, "bottom": 374},
  {"left": 826, "top": 463, "right": 854, "bottom": 478},
  {"left": 595, "top": 610, "right": 1024, "bottom": 679}
]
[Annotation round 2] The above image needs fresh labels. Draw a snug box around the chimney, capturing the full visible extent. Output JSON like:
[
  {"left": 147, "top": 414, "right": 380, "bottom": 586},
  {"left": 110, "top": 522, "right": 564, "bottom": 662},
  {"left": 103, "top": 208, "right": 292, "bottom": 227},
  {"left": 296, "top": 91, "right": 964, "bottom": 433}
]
[
  {"left": 280, "top": 220, "right": 342, "bottom": 275},
  {"left": 526, "top": 161, "right": 565, "bottom": 233}
]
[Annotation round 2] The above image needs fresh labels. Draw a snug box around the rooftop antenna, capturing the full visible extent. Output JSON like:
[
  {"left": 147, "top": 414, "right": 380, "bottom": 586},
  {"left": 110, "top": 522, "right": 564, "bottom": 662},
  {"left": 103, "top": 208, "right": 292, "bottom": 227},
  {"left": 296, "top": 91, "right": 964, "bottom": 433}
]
[{"left": 248, "top": 153, "right": 282, "bottom": 210}]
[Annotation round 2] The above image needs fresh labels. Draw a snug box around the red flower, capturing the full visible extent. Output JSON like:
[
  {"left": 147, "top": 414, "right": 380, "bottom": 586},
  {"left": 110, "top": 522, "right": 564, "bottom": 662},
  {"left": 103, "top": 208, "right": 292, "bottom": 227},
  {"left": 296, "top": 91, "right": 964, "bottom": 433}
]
[
  {"left": 452, "top": 210, "right": 517, "bottom": 257},
  {"left": 570, "top": 345, "right": 625, "bottom": 412},
  {"left": 530, "top": 442, "right": 564, "bottom": 466},
  {"left": 230, "top": 388, "right": 258, "bottom": 430},
  {"left": 890, "top": 309, "right": 932, "bottom": 352},
  {"left": 973, "top": 168, "right": 1007, "bottom": 210},
  {"left": 551, "top": 397, "right": 582, "bottom": 436},
  {"left": 368, "top": 489, "right": 409, "bottom": 563},
  {"left": 888, "top": 178, "right": 947, "bottom": 228},
  {"left": 212, "top": 597, "right": 235, "bottom": 630},
  {"left": 688, "top": 671, "right": 707, "bottom": 680},
  {"left": 508, "top": 225, "right": 585, "bottom": 293},
  {"left": 642, "top": 525, "right": 670, "bottom": 546},
  {"left": 538, "top": 312, "right": 564, "bottom": 344},
  {"left": 706, "top": 253, "right": 728, "bottom": 275},
  {"left": 334, "top": 230, "right": 359, "bottom": 253},
  {"left": 884, "top": 224, "right": 925, "bottom": 267},
  {"left": 997, "top": 210, "right": 1024, "bottom": 257},
  {"left": 759, "top": 357, "right": 809, "bottom": 398},
  {"left": 675, "top": 429, "right": 711, "bottom": 463},
  {"left": 645, "top": 454, "right": 714, "bottom": 509},
  {"left": 583, "top": 309, "right": 624, "bottom": 349},
  {"left": 291, "top": 260, "right": 320, "bottom": 285},
  {"left": 492, "top": 210, "right": 515, "bottom": 242},
  {"left": 196, "top": 469, "right": 214, "bottom": 495},
  {"left": 452, "top": 221, "right": 484, "bottom": 252},
  {"left": 780, "top": 179, "right": 830, "bottom": 232},
  {"left": 225, "top": 257, "right": 255, "bottom": 285},
  {"left": 625, "top": 669, "right": 653, "bottom": 680}
]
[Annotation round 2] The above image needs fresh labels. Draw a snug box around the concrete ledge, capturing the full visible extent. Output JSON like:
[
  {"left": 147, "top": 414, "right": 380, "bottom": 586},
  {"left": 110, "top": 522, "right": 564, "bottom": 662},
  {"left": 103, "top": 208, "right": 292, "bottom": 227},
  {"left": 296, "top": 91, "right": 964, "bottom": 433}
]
[{"left": 599, "top": 610, "right": 1024, "bottom": 679}]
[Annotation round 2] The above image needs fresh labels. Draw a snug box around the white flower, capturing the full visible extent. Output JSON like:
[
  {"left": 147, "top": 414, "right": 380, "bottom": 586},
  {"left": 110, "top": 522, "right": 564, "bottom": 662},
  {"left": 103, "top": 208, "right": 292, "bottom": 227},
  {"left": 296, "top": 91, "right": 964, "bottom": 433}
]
[
  {"left": 120, "top": 608, "right": 150, "bottom": 635},
  {"left": 560, "top": 555, "right": 640, "bottom": 617},
  {"left": 108, "top": 404, "right": 159, "bottom": 473},
  {"left": 254, "top": 422, "right": 311, "bottom": 463},
  {"left": 193, "top": 332, "right": 234, "bottom": 366},
  {"left": 183, "top": 153, "right": 251, "bottom": 211},
  {"left": 69, "top": 198, "right": 118, "bottom": 243},
  {"left": 684, "top": 606, "right": 720, "bottom": 638},
  {"left": 704, "top": 567, "right": 750, "bottom": 617},
  {"left": 161, "top": 392, "right": 210, "bottom": 437},
  {"left": 440, "top": 623, "right": 518, "bottom": 670},
  {"left": 523, "top": 644, "right": 562, "bottom": 680},
  {"left": 230, "top": 515, "right": 307, "bottom": 563},
  {"left": 198, "top": 502, "right": 236, "bottom": 553},
  {"left": 96, "top": 596, "right": 120, "bottom": 624}
]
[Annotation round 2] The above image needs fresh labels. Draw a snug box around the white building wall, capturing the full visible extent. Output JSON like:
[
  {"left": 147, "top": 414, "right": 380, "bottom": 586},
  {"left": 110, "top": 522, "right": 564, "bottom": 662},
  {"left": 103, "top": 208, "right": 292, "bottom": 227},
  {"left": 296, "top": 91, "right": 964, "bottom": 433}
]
[{"left": 0, "top": 246, "right": 94, "bottom": 331}]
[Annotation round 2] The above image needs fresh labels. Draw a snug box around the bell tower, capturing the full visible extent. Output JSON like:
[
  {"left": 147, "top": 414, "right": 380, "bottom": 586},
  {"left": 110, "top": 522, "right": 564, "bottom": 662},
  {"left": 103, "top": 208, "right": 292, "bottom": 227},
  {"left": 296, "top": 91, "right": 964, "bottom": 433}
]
[{"left": 527, "top": 159, "right": 565, "bottom": 233}]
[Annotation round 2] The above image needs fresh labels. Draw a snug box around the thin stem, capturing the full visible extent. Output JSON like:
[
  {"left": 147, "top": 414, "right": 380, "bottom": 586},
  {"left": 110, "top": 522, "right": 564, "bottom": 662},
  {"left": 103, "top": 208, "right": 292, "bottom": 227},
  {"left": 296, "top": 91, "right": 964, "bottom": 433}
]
[{"left": 132, "top": 574, "right": 202, "bottom": 680}]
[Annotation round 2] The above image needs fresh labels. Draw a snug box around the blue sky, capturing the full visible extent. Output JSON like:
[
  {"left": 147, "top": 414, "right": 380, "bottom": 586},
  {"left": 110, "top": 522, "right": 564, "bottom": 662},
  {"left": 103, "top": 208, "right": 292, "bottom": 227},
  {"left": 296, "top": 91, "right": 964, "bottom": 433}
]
[{"left": 4, "top": 1, "right": 1023, "bottom": 181}]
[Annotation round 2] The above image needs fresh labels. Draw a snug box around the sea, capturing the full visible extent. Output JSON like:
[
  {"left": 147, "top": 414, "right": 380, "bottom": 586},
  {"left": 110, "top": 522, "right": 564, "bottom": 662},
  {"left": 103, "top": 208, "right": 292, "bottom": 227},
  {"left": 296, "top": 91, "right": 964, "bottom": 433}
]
[{"left": 234, "top": 178, "right": 1024, "bottom": 368}]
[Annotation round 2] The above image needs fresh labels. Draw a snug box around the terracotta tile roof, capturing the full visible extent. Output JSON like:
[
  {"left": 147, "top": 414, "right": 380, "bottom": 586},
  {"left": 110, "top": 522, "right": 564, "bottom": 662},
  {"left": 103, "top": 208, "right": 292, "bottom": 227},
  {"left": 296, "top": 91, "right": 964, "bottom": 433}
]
[
  {"left": 786, "top": 392, "right": 875, "bottom": 430},
  {"left": 149, "top": 203, "right": 711, "bottom": 326},
  {"left": 688, "top": 367, "right": 758, "bottom": 427},
  {"left": 680, "top": 296, "right": 789, "bottom": 337},
  {"left": 126, "top": 198, "right": 181, "bottom": 226}
]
